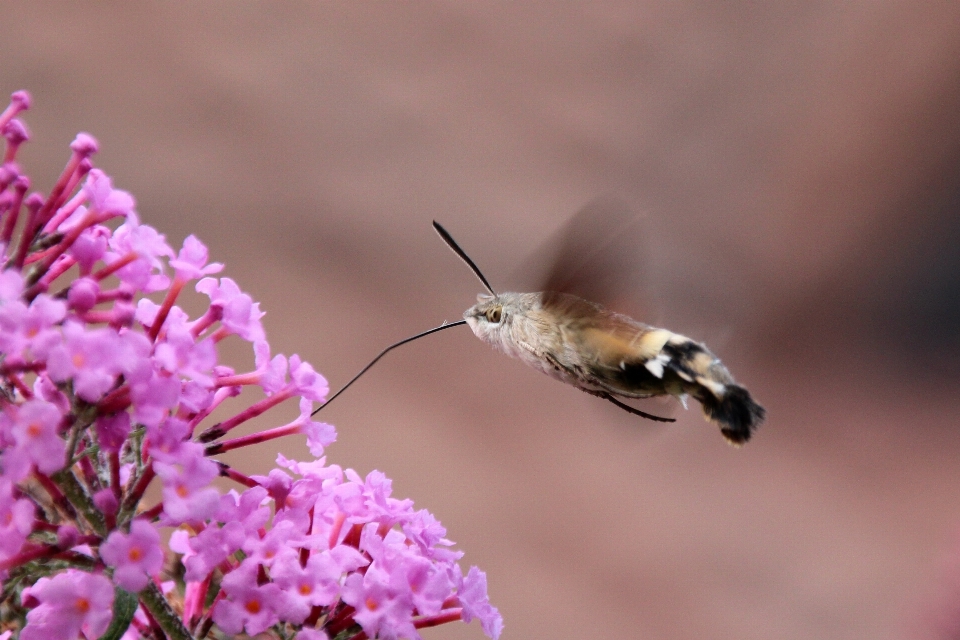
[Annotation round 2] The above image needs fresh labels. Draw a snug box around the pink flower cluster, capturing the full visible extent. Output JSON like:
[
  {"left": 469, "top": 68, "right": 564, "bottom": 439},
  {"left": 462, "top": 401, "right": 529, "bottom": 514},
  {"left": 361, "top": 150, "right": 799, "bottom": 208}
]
[{"left": 0, "top": 91, "right": 502, "bottom": 640}]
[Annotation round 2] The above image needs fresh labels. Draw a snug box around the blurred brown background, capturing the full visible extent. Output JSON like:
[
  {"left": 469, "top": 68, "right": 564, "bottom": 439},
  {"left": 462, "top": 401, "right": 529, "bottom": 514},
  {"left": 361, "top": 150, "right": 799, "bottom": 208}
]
[{"left": 4, "top": 3, "right": 960, "bottom": 639}]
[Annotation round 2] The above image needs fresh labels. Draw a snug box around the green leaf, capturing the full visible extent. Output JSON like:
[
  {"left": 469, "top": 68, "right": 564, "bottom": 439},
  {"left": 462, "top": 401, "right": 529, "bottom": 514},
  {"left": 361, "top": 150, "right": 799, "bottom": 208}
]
[{"left": 97, "top": 586, "right": 139, "bottom": 640}]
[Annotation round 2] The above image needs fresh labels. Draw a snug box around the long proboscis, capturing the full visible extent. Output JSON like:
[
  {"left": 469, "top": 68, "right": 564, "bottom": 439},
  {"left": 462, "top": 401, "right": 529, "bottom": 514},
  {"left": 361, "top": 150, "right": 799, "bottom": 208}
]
[
  {"left": 311, "top": 320, "right": 468, "bottom": 416},
  {"left": 432, "top": 221, "right": 497, "bottom": 295}
]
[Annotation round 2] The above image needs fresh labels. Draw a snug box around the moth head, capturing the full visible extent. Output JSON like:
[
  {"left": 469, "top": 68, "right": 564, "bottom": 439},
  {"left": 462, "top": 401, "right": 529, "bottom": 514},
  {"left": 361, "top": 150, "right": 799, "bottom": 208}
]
[{"left": 464, "top": 295, "right": 508, "bottom": 342}]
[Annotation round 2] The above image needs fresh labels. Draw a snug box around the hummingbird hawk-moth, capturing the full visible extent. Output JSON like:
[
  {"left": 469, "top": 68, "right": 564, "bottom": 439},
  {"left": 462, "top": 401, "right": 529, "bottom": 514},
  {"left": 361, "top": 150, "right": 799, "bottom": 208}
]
[
  {"left": 313, "top": 205, "right": 765, "bottom": 446},
  {"left": 432, "top": 209, "right": 765, "bottom": 446}
]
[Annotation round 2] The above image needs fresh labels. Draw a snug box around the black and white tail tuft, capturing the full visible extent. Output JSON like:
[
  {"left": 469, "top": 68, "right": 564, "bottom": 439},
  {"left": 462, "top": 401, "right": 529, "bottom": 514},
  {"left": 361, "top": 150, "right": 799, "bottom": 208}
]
[
  {"left": 697, "top": 383, "right": 766, "bottom": 445},
  {"left": 661, "top": 339, "right": 766, "bottom": 445}
]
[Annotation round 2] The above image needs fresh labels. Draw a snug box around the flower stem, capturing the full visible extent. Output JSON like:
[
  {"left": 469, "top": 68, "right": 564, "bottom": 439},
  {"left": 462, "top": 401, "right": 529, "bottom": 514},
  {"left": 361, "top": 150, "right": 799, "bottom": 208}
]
[
  {"left": 51, "top": 468, "right": 106, "bottom": 536},
  {"left": 93, "top": 251, "right": 138, "bottom": 281},
  {"left": 0, "top": 177, "right": 27, "bottom": 245},
  {"left": 197, "top": 388, "right": 293, "bottom": 442},
  {"left": 216, "top": 462, "right": 258, "bottom": 488},
  {"left": 414, "top": 608, "right": 463, "bottom": 629},
  {"left": 148, "top": 277, "right": 185, "bottom": 341},
  {"left": 33, "top": 471, "right": 78, "bottom": 520},
  {"left": 140, "top": 580, "right": 196, "bottom": 640},
  {"left": 25, "top": 208, "right": 107, "bottom": 295},
  {"left": 120, "top": 464, "right": 156, "bottom": 519},
  {"left": 204, "top": 423, "right": 298, "bottom": 455}
]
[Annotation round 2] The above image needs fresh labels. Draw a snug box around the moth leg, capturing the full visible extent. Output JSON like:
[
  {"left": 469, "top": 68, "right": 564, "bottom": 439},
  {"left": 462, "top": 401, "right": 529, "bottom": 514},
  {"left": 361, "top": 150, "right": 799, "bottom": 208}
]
[
  {"left": 602, "top": 394, "right": 676, "bottom": 423},
  {"left": 542, "top": 351, "right": 573, "bottom": 376},
  {"left": 580, "top": 388, "right": 675, "bottom": 423}
]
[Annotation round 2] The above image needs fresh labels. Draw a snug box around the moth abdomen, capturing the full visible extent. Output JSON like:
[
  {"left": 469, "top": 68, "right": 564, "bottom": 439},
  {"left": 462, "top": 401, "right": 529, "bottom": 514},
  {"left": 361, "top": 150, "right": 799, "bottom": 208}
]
[{"left": 660, "top": 339, "right": 765, "bottom": 445}]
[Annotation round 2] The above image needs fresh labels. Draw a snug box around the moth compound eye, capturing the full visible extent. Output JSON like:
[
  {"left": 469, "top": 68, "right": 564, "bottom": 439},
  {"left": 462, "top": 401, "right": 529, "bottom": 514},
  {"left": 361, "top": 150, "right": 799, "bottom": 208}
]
[{"left": 485, "top": 306, "right": 502, "bottom": 323}]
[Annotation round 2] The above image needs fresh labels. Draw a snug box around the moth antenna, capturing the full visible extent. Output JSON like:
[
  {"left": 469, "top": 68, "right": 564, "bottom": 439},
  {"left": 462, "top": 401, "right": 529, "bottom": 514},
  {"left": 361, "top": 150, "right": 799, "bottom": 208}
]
[
  {"left": 432, "top": 221, "right": 497, "bottom": 295},
  {"left": 311, "top": 319, "right": 468, "bottom": 416}
]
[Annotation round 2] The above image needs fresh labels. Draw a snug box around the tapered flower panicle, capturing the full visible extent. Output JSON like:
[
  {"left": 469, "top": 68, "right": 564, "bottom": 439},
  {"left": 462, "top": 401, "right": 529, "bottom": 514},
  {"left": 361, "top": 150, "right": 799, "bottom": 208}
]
[{"left": 0, "top": 91, "right": 501, "bottom": 640}]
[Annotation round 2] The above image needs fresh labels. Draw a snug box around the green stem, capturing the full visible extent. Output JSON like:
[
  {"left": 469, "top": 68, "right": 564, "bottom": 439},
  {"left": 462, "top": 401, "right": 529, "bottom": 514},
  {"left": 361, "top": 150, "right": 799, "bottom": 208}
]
[
  {"left": 51, "top": 468, "right": 106, "bottom": 536},
  {"left": 140, "top": 581, "right": 195, "bottom": 640}
]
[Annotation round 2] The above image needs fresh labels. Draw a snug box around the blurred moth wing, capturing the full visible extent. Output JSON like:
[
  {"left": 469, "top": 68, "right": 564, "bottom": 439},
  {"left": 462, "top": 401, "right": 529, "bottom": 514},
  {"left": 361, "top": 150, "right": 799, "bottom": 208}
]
[
  {"left": 513, "top": 197, "right": 653, "bottom": 319},
  {"left": 434, "top": 203, "right": 766, "bottom": 446}
]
